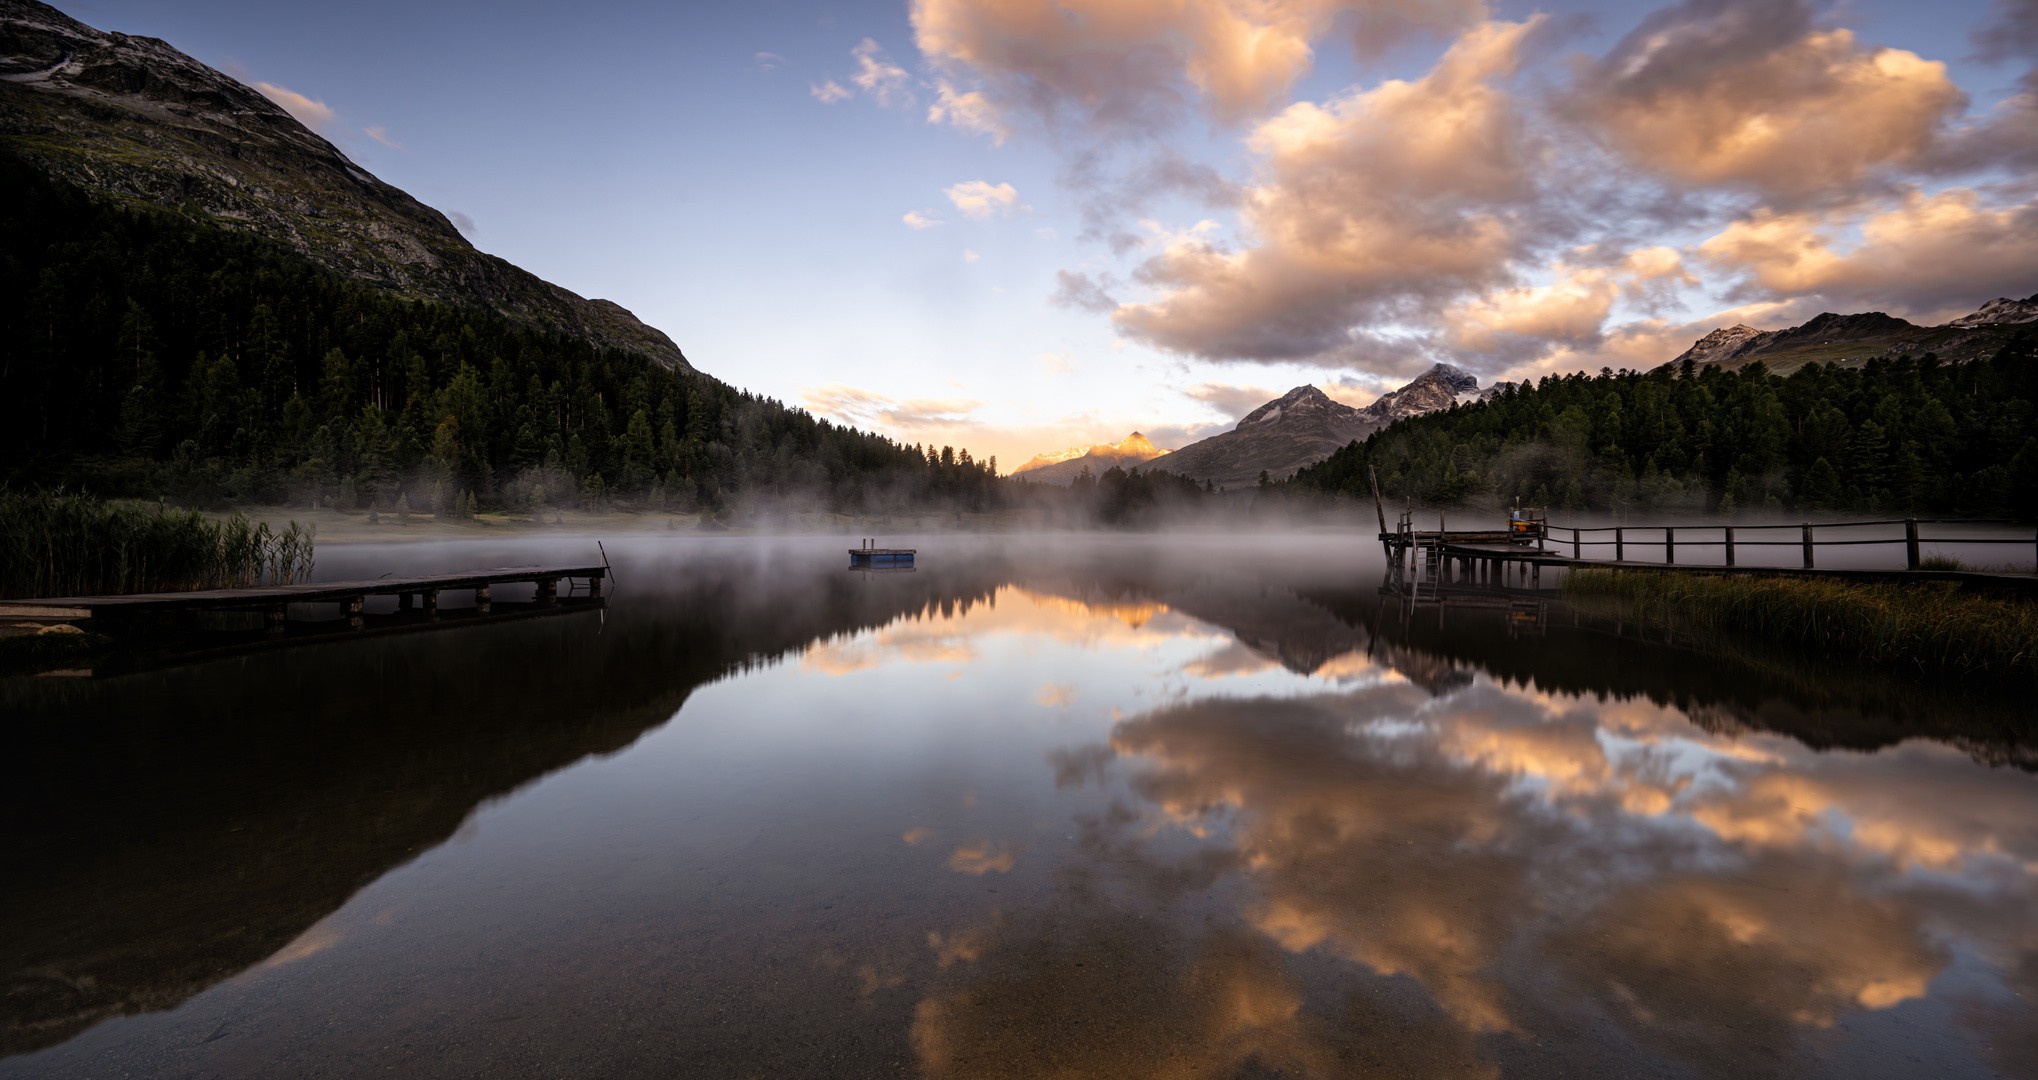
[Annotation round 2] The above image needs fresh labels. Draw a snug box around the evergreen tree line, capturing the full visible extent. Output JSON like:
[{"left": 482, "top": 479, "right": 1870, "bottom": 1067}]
[
  {"left": 0, "top": 156, "right": 999, "bottom": 516},
  {"left": 1284, "top": 345, "right": 2038, "bottom": 519}
]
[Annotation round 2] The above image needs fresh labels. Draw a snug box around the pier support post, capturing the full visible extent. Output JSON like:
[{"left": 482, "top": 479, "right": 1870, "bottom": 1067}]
[
  {"left": 1666, "top": 527, "right": 1676, "bottom": 565},
  {"left": 537, "top": 578, "right": 558, "bottom": 605},
  {"left": 423, "top": 589, "right": 440, "bottom": 617},
  {"left": 1802, "top": 524, "right": 1815, "bottom": 568},
  {"left": 1905, "top": 519, "right": 1919, "bottom": 570},
  {"left": 475, "top": 585, "right": 491, "bottom": 613},
  {"left": 586, "top": 575, "right": 602, "bottom": 598},
  {"left": 1615, "top": 527, "right": 1624, "bottom": 562},
  {"left": 267, "top": 604, "right": 287, "bottom": 634},
  {"left": 345, "top": 595, "right": 364, "bottom": 630},
  {"left": 1572, "top": 530, "right": 1580, "bottom": 560},
  {"left": 1725, "top": 526, "right": 1735, "bottom": 566}
]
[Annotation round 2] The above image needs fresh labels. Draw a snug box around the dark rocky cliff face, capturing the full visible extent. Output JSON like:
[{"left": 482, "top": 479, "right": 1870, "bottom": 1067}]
[{"left": 0, "top": 0, "right": 692, "bottom": 371}]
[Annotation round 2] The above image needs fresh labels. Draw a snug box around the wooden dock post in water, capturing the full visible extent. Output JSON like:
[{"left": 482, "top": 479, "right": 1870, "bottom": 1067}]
[
  {"left": 1666, "top": 527, "right": 1676, "bottom": 565},
  {"left": 1802, "top": 524, "right": 1815, "bottom": 568},
  {"left": 1615, "top": 527, "right": 1624, "bottom": 562},
  {"left": 1369, "top": 466, "right": 1389, "bottom": 557},
  {"left": 1724, "top": 526, "right": 1735, "bottom": 566},
  {"left": 1906, "top": 519, "right": 1920, "bottom": 570}
]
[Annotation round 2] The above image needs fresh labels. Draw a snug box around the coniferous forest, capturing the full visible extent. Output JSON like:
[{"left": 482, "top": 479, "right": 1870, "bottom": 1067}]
[
  {"left": 0, "top": 156, "right": 999, "bottom": 517},
  {"left": 1287, "top": 348, "right": 2038, "bottom": 518}
]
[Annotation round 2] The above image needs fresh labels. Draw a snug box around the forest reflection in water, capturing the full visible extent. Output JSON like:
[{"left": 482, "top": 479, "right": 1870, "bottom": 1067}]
[{"left": 2, "top": 534, "right": 2034, "bottom": 1079}]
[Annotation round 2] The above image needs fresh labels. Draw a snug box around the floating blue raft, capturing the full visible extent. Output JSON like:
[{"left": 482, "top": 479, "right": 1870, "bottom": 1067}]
[{"left": 848, "top": 547, "right": 915, "bottom": 568}]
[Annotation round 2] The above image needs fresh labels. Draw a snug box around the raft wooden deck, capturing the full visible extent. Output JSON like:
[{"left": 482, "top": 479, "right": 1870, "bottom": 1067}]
[
  {"left": 0, "top": 565, "right": 607, "bottom": 624},
  {"left": 848, "top": 548, "right": 915, "bottom": 567}
]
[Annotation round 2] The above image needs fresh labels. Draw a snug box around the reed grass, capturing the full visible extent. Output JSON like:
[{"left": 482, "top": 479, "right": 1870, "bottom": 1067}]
[
  {"left": 1562, "top": 569, "right": 2038, "bottom": 683},
  {"left": 0, "top": 489, "right": 314, "bottom": 599}
]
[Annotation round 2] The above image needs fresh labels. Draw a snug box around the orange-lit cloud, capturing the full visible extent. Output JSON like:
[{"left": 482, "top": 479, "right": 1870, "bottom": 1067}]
[
  {"left": 944, "top": 180, "right": 1021, "bottom": 218},
  {"left": 1697, "top": 189, "right": 2038, "bottom": 321},
  {"left": 1570, "top": 2, "right": 1964, "bottom": 200},
  {"left": 1110, "top": 19, "right": 1542, "bottom": 367},
  {"left": 912, "top": 0, "right": 1489, "bottom": 132},
  {"left": 253, "top": 81, "right": 340, "bottom": 137}
]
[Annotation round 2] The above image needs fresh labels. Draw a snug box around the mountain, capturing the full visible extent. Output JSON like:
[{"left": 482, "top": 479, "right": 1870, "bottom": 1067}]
[
  {"left": 0, "top": 0, "right": 690, "bottom": 370},
  {"left": 1011, "top": 432, "right": 1167, "bottom": 485},
  {"left": 1159, "top": 365, "right": 1480, "bottom": 489},
  {"left": 1668, "top": 296, "right": 2038, "bottom": 375}
]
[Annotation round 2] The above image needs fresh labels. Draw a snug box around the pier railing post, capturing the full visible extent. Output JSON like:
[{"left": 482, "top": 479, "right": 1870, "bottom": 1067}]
[
  {"left": 1724, "top": 526, "right": 1735, "bottom": 566},
  {"left": 1905, "top": 518, "right": 1919, "bottom": 570},
  {"left": 1665, "top": 527, "right": 1675, "bottom": 565},
  {"left": 1802, "top": 524, "right": 1814, "bottom": 568},
  {"left": 1615, "top": 527, "right": 1624, "bottom": 562},
  {"left": 475, "top": 585, "right": 491, "bottom": 613}
]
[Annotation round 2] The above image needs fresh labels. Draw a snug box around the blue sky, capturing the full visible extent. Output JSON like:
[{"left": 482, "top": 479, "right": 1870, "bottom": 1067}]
[{"left": 59, "top": 0, "right": 2038, "bottom": 468}]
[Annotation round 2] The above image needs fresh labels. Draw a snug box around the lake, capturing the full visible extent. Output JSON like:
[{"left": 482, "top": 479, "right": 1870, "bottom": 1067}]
[{"left": 3, "top": 533, "right": 2034, "bottom": 1078}]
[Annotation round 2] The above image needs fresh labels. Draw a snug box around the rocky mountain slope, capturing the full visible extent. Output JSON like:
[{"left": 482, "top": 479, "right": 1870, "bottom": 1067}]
[
  {"left": 1011, "top": 431, "right": 1167, "bottom": 484},
  {"left": 1668, "top": 296, "right": 2037, "bottom": 375},
  {"left": 1157, "top": 365, "right": 1480, "bottom": 489},
  {"left": 0, "top": 0, "right": 690, "bottom": 370}
]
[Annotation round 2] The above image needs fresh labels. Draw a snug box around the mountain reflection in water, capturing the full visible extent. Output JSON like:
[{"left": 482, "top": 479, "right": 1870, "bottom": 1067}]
[{"left": 2, "top": 535, "right": 2033, "bottom": 1079}]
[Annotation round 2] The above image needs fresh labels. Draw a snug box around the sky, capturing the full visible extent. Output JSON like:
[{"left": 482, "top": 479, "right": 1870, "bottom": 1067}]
[{"left": 58, "top": 0, "right": 2038, "bottom": 469}]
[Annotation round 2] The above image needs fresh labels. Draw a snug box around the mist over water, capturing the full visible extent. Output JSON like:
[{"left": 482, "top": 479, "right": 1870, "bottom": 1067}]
[{"left": 3, "top": 534, "right": 2034, "bottom": 1079}]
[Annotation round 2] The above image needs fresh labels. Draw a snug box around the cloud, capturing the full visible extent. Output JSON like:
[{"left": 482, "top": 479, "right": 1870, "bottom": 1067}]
[
  {"left": 363, "top": 125, "right": 402, "bottom": 149},
  {"left": 1444, "top": 246, "right": 1691, "bottom": 355},
  {"left": 1566, "top": 0, "right": 1965, "bottom": 201},
  {"left": 810, "top": 79, "right": 853, "bottom": 103},
  {"left": 1110, "top": 19, "right": 1542, "bottom": 365},
  {"left": 928, "top": 80, "right": 1008, "bottom": 141},
  {"left": 253, "top": 81, "right": 340, "bottom": 137},
  {"left": 800, "top": 385, "right": 986, "bottom": 433},
  {"left": 1184, "top": 382, "right": 1281, "bottom": 421},
  {"left": 1050, "top": 270, "right": 1120, "bottom": 313},
  {"left": 852, "top": 38, "right": 915, "bottom": 107},
  {"left": 1696, "top": 188, "right": 2038, "bottom": 321},
  {"left": 962, "top": 249, "right": 980, "bottom": 263},
  {"left": 751, "top": 51, "right": 788, "bottom": 73},
  {"left": 903, "top": 209, "right": 944, "bottom": 229},
  {"left": 944, "top": 180, "right": 1022, "bottom": 218},
  {"left": 910, "top": 0, "right": 1490, "bottom": 134},
  {"left": 1039, "top": 353, "right": 1078, "bottom": 375}
]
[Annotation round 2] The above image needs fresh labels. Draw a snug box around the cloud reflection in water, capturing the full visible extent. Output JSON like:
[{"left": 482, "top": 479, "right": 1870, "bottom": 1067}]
[{"left": 886, "top": 581, "right": 2038, "bottom": 1078}]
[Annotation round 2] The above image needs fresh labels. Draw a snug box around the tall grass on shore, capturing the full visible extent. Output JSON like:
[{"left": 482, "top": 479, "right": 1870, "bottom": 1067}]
[
  {"left": 1562, "top": 570, "right": 2037, "bottom": 683},
  {"left": 0, "top": 490, "right": 314, "bottom": 599}
]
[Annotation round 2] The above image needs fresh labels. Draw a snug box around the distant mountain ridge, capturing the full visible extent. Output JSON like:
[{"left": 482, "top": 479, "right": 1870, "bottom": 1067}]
[
  {"left": 1668, "top": 295, "right": 2038, "bottom": 374},
  {"left": 1150, "top": 364, "right": 1480, "bottom": 489},
  {"left": 0, "top": 0, "right": 692, "bottom": 370},
  {"left": 1011, "top": 431, "right": 1166, "bottom": 483}
]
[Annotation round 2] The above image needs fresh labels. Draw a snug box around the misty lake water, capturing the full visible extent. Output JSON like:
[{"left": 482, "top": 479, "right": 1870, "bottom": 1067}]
[{"left": 4, "top": 533, "right": 2036, "bottom": 1079}]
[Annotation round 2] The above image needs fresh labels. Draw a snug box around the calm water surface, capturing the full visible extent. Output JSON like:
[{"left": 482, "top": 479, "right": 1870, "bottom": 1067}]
[{"left": 3, "top": 534, "right": 2035, "bottom": 1079}]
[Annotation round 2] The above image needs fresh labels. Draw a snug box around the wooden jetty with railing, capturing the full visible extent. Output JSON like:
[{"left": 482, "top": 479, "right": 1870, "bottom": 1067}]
[
  {"left": 0, "top": 565, "right": 607, "bottom": 629},
  {"left": 1362, "top": 466, "right": 2038, "bottom": 594}
]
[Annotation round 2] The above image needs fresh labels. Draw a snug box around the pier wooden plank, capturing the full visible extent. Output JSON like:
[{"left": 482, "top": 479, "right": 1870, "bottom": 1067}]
[{"left": 0, "top": 565, "right": 607, "bottom": 620}]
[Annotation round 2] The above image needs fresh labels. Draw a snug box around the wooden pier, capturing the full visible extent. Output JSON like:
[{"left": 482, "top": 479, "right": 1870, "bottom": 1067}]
[
  {"left": 0, "top": 565, "right": 607, "bottom": 628},
  {"left": 1361, "top": 469, "right": 2038, "bottom": 594}
]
